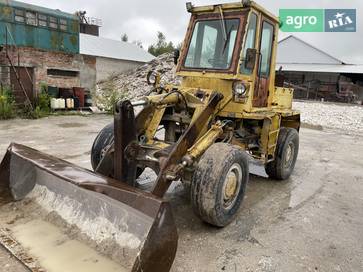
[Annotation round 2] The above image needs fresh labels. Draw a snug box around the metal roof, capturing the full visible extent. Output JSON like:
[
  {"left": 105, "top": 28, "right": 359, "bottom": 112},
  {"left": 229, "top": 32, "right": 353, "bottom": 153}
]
[
  {"left": 276, "top": 35, "right": 363, "bottom": 74},
  {"left": 0, "top": 0, "right": 77, "bottom": 20},
  {"left": 80, "top": 33, "right": 154, "bottom": 63},
  {"left": 276, "top": 63, "right": 363, "bottom": 74},
  {"left": 277, "top": 35, "right": 344, "bottom": 65}
]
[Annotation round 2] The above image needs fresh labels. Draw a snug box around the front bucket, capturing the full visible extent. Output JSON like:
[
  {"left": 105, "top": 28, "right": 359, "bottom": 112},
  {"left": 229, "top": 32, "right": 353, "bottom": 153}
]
[{"left": 0, "top": 143, "right": 177, "bottom": 272}]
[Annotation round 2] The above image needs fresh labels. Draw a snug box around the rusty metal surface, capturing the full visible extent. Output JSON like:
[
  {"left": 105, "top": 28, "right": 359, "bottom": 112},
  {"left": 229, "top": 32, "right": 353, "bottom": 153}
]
[
  {"left": 114, "top": 100, "right": 137, "bottom": 186},
  {"left": 152, "top": 92, "right": 223, "bottom": 197},
  {"left": 0, "top": 143, "right": 178, "bottom": 272},
  {"left": 253, "top": 77, "right": 269, "bottom": 107},
  {"left": 10, "top": 67, "right": 34, "bottom": 104},
  {"left": 94, "top": 103, "right": 157, "bottom": 179}
]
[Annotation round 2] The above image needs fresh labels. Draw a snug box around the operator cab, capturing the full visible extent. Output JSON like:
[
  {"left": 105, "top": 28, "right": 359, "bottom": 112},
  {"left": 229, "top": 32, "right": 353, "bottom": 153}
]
[{"left": 176, "top": 1, "right": 279, "bottom": 110}]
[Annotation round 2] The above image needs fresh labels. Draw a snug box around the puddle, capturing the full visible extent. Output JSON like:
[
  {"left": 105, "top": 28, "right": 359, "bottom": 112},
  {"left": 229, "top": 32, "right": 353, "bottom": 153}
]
[{"left": 11, "top": 220, "right": 126, "bottom": 272}]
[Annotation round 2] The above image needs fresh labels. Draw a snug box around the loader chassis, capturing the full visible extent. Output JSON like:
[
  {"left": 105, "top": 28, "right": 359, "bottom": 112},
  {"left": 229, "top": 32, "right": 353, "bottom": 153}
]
[{"left": 94, "top": 2, "right": 300, "bottom": 199}]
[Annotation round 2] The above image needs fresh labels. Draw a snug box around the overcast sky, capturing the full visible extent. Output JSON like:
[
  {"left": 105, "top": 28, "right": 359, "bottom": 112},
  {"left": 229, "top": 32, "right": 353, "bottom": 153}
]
[{"left": 21, "top": 0, "right": 363, "bottom": 64}]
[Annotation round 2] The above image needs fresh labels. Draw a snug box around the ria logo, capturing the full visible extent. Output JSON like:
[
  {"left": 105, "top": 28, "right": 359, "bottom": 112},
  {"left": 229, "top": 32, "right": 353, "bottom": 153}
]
[
  {"left": 328, "top": 12, "right": 352, "bottom": 28},
  {"left": 325, "top": 9, "right": 356, "bottom": 32}
]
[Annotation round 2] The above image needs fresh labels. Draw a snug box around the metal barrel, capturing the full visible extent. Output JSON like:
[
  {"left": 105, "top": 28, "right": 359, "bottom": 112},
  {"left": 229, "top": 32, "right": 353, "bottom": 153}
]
[{"left": 0, "top": 143, "right": 178, "bottom": 272}]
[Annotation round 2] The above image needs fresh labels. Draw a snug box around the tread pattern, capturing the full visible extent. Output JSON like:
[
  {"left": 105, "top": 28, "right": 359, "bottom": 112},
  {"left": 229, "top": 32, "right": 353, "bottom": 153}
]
[
  {"left": 191, "top": 143, "right": 249, "bottom": 227},
  {"left": 265, "top": 127, "right": 299, "bottom": 180}
]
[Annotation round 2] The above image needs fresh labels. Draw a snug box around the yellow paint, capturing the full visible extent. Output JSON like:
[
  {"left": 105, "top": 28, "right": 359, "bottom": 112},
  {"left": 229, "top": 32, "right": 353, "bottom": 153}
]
[
  {"left": 145, "top": 107, "right": 165, "bottom": 143},
  {"left": 139, "top": 1, "right": 299, "bottom": 163},
  {"left": 272, "top": 87, "right": 294, "bottom": 109},
  {"left": 176, "top": 2, "right": 288, "bottom": 118},
  {"left": 187, "top": 1, "right": 279, "bottom": 22},
  {"left": 147, "top": 93, "right": 179, "bottom": 105},
  {"left": 187, "top": 124, "right": 224, "bottom": 159}
]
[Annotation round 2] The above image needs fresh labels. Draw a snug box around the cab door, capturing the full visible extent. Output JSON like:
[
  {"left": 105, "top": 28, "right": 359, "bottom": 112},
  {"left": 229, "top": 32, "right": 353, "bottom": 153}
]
[{"left": 253, "top": 18, "right": 275, "bottom": 107}]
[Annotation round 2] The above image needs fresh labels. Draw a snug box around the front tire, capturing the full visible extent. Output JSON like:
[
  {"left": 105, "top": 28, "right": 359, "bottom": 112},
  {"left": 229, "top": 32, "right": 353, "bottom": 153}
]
[
  {"left": 191, "top": 143, "right": 249, "bottom": 227},
  {"left": 91, "top": 123, "right": 114, "bottom": 171},
  {"left": 265, "top": 127, "right": 299, "bottom": 180},
  {"left": 91, "top": 123, "right": 144, "bottom": 178}
]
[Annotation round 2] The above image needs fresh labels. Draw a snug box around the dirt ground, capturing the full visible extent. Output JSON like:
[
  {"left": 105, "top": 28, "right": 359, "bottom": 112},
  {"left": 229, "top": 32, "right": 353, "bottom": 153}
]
[{"left": 0, "top": 114, "right": 362, "bottom": 272}]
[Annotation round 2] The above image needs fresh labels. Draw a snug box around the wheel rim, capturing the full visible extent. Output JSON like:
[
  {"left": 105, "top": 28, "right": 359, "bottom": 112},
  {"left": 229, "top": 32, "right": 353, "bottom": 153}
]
[
  {"left": 284, "top": 142, "right": 295, "bottom": 169},
  {"left": 221, "top": 163, "right": 242, "bottom": 210}
]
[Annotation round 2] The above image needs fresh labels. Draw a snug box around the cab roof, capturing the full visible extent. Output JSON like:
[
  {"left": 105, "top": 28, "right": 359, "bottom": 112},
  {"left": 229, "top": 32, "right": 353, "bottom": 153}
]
[{"left": 186, "top": 1, "right": 278, "bottom": 23}]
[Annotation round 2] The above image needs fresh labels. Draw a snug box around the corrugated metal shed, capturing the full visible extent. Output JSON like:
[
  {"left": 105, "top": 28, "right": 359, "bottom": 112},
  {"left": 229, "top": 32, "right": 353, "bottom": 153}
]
[
  {"left": 277, "top": 35, "right": 344, "bottom": 65},
  {"left": 0, "top": 0, "right": 79, "bottom": 53},
  {"left": 80, "top": 33, "right": 154, "bottom": 63},
  {"left": 276, "top": 35, "right": 363, "bottom": 74},
  {"left": 0, "top": 0, "right": 77, "bottom": 20}
]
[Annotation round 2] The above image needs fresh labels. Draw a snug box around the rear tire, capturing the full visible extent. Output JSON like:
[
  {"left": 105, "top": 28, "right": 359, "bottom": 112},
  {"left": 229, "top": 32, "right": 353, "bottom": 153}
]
[
  {"left": 91, "top": 123, "right": 144, "bottom": 178},
  {"left": 191, "top": 143, "right": 249, "bottom": 227},
  {"left": 265, "top": 127, "right": 299, "bottom": 180}
]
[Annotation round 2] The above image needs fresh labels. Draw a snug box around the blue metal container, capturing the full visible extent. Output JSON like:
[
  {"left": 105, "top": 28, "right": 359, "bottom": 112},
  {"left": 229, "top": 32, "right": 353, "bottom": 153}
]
[{"left": 0, "top": 0, "right": 79, "bottom": 54}]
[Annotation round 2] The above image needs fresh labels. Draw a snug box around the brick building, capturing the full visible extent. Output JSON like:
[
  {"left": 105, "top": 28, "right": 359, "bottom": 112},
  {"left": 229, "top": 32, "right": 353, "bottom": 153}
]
[
  {"left": 0, "top": 0, "right": 153, "bottom": 106},
  {"left": 0, "top": 43, "right": 97, "bottom": 103}
]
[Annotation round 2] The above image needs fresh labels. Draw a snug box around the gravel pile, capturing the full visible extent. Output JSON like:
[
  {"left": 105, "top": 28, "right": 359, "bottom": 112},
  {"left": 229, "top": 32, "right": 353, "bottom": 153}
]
[
  {"left": 95, "top": 53, "right": 180, "bottom": 109},
  {"left": 293, "top": 101, "right": 363, "bottom": 134},
  {"left": 95, "top": 54, "right": 363, "bottom": 134}
]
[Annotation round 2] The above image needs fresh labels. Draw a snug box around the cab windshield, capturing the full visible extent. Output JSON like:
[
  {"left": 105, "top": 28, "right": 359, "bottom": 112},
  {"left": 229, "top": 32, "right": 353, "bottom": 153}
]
[{"left": 184, "top": 18, "right": 240, "bottom": 70}]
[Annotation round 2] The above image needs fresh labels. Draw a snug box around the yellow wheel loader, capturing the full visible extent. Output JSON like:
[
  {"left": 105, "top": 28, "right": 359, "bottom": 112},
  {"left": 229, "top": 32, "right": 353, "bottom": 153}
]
[{"left": 0, "top": 1, "right": 300, "bottom": 271}]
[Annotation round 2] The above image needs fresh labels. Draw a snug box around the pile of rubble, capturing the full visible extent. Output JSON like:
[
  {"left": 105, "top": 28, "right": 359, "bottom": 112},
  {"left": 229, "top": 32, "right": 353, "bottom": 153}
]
[
  {"left": 95, "top": 54, "right": 363, "bottom": 135},
  {"left": 293, "top": 101, "right": 363, "bottom": 134},
  {"left": 94, "top": 53, "right": 181, "bottom": 110}
]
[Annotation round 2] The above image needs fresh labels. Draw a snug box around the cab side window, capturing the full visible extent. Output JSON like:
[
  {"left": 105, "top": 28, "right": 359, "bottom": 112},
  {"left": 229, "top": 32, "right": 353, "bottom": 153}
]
[
  {"left": 259, "top": 21, "right": 274, "bottom": 76},
  {"left": 240, "top": 13, "right": 257, "bottom": 74}
]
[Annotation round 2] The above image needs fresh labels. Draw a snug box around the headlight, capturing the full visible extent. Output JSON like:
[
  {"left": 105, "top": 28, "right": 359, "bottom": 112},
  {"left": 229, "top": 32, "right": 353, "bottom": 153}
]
[
  {"left": 233, "top": 81, "right": 247, "bottom": 96},
  {"left": 147, "top": 71, "right": 159, "bottom": 86}
]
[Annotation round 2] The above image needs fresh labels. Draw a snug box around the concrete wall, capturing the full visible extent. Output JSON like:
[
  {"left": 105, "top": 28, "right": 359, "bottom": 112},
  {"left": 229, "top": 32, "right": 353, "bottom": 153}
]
[
  {"left": 79, "top": 54, "right": 97, "bottom": 91},
  {"left": 95, "top": 57, "right": 144, "bottom": 82}
]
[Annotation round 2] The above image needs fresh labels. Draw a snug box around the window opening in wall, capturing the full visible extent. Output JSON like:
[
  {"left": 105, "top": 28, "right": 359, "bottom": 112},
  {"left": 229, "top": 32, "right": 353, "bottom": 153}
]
[
  {"left": 47, "top": 69, "right": 79, "bottom": 77},
  {"left": 25, "top": 11, "right": 37, "bottom": 26},
  {"left": 49, "top": 16, "right": 58, "bottom": 29},
  {"left": 59, "top": 18, "right": 67, "bottom": 31},
  {"left": 14, "top": 9, "right": 25, "bottom": 23},
  {"left": 38, "top": 14, "right": 47, "bottom": 27}
]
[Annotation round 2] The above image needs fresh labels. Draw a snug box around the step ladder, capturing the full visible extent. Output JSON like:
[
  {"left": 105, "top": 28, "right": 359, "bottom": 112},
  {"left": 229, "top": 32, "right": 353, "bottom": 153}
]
[{"left": 260, "top": 114, "right": 281, "bottom": 162}]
